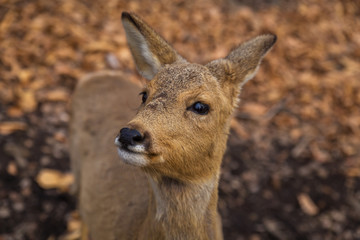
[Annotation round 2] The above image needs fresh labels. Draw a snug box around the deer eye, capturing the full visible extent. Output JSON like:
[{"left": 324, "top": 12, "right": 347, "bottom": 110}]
[
  {"left": 140, "top": 92, "right": 148, "bottom": 103},
  {"left": 187, "top": 102, "right": 210, "bottom": 115}
]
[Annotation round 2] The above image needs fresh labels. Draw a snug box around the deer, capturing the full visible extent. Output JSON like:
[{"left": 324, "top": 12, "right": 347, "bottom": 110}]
[{"left": 69, "top": 12, "right": 276, "bottom": 240}]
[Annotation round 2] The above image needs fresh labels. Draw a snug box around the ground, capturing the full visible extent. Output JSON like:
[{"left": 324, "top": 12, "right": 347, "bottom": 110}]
[{"left": 0, "top": 0, "right": 360, "bottom": 239}]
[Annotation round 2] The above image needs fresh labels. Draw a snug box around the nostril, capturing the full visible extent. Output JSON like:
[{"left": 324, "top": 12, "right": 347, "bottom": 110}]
[
  {"left": 132, "top": 131, "right": 143, "bottom": 142},
  {"left": 119, "top": 127, "right": 144, "bottom": 146}
]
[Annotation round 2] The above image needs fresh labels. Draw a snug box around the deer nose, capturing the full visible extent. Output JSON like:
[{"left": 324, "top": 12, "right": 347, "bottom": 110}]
[{"left": 119, "top": 127, "right": 144, "bottom": 147}]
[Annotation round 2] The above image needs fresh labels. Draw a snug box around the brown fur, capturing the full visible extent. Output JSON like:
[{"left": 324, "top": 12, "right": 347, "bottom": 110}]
[{"left": 70, "top": 12, "right": 276, "bottom": 240}]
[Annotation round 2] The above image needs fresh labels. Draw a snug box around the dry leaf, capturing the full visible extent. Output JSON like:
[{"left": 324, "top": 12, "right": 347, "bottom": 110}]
[
  {"left": 18, "top": 90, "right": 37, "bottom": 112},
  {"left": 7, "top": 162, "right": 18, "bottom": 176},
  {"left": 7, "top": 107, "right": 24, "bottom": 118},
  {"left": 54, "top": 131, "right": 67, "bottom": 143},
  {"left": 0, "top": 121, "right": 27, "bottom": 135},
  {"left": 18, "top": 69, "right": 33, "bottom": 85},
  {"left": 36, "top": 169, "right": 74, "bottom": 192},
  {"left": 84, "top": 41, "right": 115, "bottom": 52},
  {"left": 60, "top": 211, "right": 82, "bottom": 240},
  {"left": 30, "top": 79, "right": 47, "bottom": 91},
  {"left": 345, "top": 159, "right": 360, "bottom": 178},
  {"left": 241, "top": 102, "right": 267, "bottom": 118},
  {"left": 43, "top": 89, "right": 70, "bottom": 102},
  {"left": 297, "top": 193, "right": 319, "bottom": 216},
  {"left": 310, "top": 143, "right": 331, "bottom": 163}
]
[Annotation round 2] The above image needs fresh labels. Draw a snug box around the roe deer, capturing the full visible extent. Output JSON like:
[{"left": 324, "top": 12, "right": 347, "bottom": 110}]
[{"left": 70, "top": 12, "right": 276, "bottom": 240}]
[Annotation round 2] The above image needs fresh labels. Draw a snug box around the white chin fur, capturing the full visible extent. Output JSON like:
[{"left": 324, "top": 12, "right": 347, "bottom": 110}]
[
  {"left": 127, "top": 144, "right": 146, "bottom": 153},
  {"left": 117, "top": 148, "right": 148, "bottom": 167}
]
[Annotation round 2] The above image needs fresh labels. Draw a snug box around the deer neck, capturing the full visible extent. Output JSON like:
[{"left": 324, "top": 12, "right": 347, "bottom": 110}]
[{"left": 139, "top": 172, "right": 220, "bottom": 240}]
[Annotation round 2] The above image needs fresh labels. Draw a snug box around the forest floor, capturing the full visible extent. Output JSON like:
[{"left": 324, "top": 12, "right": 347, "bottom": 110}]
[{"left": 0, "top": 0, "right": 360, "bottom": 239}]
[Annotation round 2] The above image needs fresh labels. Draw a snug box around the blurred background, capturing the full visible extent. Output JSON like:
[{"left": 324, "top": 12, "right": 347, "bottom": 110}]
[{"left": 0, "top": 0, "right": 359, "bottom": 239}]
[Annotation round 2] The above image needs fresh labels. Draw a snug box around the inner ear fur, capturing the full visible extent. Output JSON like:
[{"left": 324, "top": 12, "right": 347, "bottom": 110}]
[{"left": 121, "top": 12, "right": 185, "bottom": 80}]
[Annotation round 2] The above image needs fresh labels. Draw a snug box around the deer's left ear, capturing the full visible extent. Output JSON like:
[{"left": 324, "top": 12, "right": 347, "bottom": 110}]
[
  {"left": 206, "top": 34, "right": 276, "bottom": 106},
  {"left": 206, "top": 34, "right": 276, "bottom": 87},
  {"left": 122, "top": 12, "right": 185, "bottom": 80}
]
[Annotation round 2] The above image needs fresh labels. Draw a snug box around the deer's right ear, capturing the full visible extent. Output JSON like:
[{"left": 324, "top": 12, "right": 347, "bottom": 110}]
[{"left": 122, "top": 12, "right": 185, "bottom": 80}]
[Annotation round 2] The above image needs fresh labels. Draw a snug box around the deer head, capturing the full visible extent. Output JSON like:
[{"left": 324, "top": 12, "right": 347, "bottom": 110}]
[{"left": 115, "top": 12, "right": 276, "bottom": 183}]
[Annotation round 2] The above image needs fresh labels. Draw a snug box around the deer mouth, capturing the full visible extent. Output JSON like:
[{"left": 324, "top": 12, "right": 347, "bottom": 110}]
[
  {"left": 114, "top": 135, "right": 149, "bottom": 166},
  {"left": 114, "top": 134, "right": 164, "bottom": 166},
  {"left": 116, "top": 147, "right": 148, "bottom": 167}
]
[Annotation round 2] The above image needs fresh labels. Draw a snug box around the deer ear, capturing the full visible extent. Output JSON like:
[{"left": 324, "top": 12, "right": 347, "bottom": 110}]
[
  {"left": 206, "top": 34, "right": 276, "bottom": 106},
  {"left": 206, "top": 34, "right": 276, "bottom": 108},
  {"left": 207, "top": 34, "right": 276, "bottom": 87},
  {"left": 122, "top": 12, "right": 185, "bottom": 80},
  {"left": 226, "top": 34, "right": 276, "bottom": 85}
]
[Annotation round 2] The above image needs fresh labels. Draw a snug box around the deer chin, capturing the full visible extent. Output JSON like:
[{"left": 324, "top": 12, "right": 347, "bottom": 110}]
[{"left": 117, "top": 147, "right": 149, "bottom": 167}]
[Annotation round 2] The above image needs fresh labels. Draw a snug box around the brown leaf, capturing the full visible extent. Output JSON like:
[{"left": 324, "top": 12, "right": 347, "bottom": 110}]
[
  {"left": 18, "top": 69, "right": 33, "bottom": 85},
  {"left": 346, "top": 168, "right": 360, "bottom": 177},
  {"left": 36, "top": 169, "right": 74, "bottom": 192},
  {"left": 54, "top": 131, "right": 67, "bottom": 143},
  {"left": 18, "top": 89, "right": 37, "bottom": 112},
  {"left": 43, "top": 89, "right": 70, "bottom": 102},
  {"left": 310, "top": 143, "right": 331, "bottom": 163},
  {"left": 297, "top": 193, "right": 319, "bottom": 216},
  {"left": 60, "top": 211, "right": 82, "bottom": 240},
  {"left": 7, "top": 107, "right": 24, "bottom": 118},
  {"left": 241, "top": 102, "right": 267, "bottom": 118},
  {"left": 0, "top": 121, "right": 27, "bottom": 135},
  {"left": 84, "top": 41, "right": 115, "bottom": 52},
  {"left": 7, "top": 162, "right": 18, "bottom": 176}
]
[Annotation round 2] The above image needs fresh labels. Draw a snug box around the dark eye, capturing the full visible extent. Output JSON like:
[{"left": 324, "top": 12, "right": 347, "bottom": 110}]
[
  {"left": 188, "top": 102, "right": 210, "bottom": 115},
  {"left": 140, "top": 92, "right": 148, "bottom": 103}
]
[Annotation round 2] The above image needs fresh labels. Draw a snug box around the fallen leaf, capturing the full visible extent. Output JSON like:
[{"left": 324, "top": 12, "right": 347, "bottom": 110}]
[
  {"left": 54, "top": 131, "right": 67, "bottom": 143},
  {"left": 310, "top": 143, "right": 331, "bottom": 163},
  {"left": 346, "top": 167, "right": 360, "bottom": 177},
  {"left": 18, "top": 69, "right": 33, "bottom": 85},
  {"left": 67, "top": 221, "right": 81, "bottom": 235},
  {"left": 0, "top": 121, "right": 27, "bottom": 135},
  {"left": 7, "top": 162, "right": 18, "bottom": 176},
  {"left": 241, "top": 102, "right": 267, "bottom": 118},
  {"left": 43, "top": 89, "right": 70, "bottom": 102},
  {"left": 7, "top": 106, "right": 24, "bottom": 118},
  {"left": 60, "top": 211, "right": 82, "bottom": 240},
  {"left": 36, "top": 169, "right": 74, "bottom": 192},
  {"left": 84, "top": 41, "right": 115, "bottom": 52},
  {"left": 18, "top": 89, "right": 37, "bottom": 112},
  {"left": 297, "top": 193, "right": 319, "bottom": 216}
]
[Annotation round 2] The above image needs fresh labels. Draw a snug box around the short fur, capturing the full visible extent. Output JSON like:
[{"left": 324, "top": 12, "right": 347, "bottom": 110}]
[{"left": 70, "top": 12, "right": 276, "bottom": 240}]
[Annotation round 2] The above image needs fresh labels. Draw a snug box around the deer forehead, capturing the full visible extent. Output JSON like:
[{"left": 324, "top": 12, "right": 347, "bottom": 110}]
[{"left": 147, "top": 63, "right": 221, "bottom": 101}]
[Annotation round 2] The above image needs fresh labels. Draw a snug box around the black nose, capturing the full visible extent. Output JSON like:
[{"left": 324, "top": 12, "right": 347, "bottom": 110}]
[{"left": 119, "top": 127, "right": 144, "bottom": 147}]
